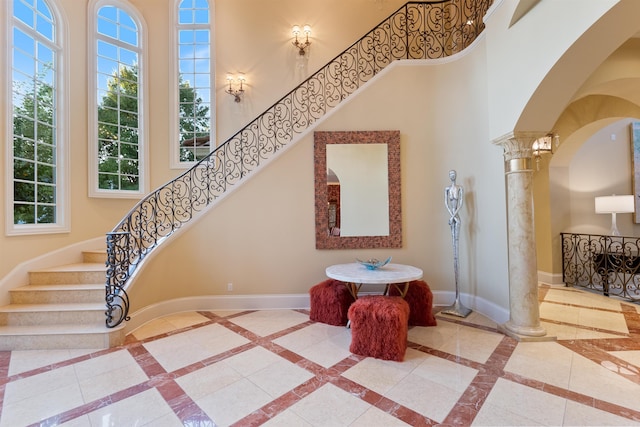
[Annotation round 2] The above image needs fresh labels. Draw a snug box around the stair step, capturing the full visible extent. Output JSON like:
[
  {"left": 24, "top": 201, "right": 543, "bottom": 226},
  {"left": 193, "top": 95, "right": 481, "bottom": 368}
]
[
  {"left": 0, "top": 303, "right": 106, "bottom": 326},
  {"left": 29, "top": 263, "right": 106, "bottom": 285},
  {"left": 0, "top": 302, "right": 105, "bottom": 312},
  {"left": 83, "top": 250, "right": 106, "bottom": 264},
  {"left": 0, "top": 324, "right": 125, "bottom": 350},
  {"left": 0, "top": 253, "right": 124, "bottom": 350},
  {"left": 9, "top": 284, "right": 104, "bottom": 304}
]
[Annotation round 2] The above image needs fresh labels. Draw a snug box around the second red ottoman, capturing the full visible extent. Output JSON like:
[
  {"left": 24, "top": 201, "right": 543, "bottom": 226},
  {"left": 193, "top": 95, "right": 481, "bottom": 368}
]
[
  {"left": 388, "top": 280, "right": 437, "bottom": 326},
  {"left": 348, "top": 295, "right": 409, "bottom": 361}
]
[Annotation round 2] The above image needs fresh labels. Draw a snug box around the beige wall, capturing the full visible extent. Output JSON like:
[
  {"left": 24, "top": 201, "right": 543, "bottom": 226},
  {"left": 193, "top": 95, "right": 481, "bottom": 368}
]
[
  {"left": 4, "top": 0, "right": 640, "bottom": 321},
  {"left": 485, "top": 0, "right": 637, "bottom": 136},
  {"left": 128, "top": 47, "right": 512, "bottom": 313},
  {"left": 0, "top": 0, "right": 406, "bottom": 280}
]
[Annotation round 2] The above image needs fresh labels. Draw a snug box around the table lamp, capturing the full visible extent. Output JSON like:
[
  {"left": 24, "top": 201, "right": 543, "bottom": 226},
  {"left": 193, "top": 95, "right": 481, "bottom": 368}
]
[{"left": 595, "top": 195, "right": 635, "bottom": 236}]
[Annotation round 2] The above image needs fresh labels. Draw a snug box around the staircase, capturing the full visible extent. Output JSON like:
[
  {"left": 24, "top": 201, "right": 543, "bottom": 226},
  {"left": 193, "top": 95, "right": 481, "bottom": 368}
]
[
  {"left": 0, "top": 250, "right": 125, "bottom": 350},
  {"left": 104, "top": 0, "right": 493, "bottom": 328}
]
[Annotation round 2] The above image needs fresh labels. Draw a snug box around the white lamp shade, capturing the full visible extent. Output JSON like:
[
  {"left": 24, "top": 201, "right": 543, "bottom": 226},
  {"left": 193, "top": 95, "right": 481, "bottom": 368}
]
[{"left": 595, "top": 195, "right": 635, "bottom": 214}]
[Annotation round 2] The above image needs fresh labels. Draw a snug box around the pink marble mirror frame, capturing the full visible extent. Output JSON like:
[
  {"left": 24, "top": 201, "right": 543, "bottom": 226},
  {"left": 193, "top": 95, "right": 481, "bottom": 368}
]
[{"left": 314, "top": 130, "right": 402, "bottom": 249}]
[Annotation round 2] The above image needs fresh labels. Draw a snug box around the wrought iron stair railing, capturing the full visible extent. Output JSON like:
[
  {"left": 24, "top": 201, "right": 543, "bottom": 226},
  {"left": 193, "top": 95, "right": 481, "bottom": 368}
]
[
  {"left": 105, "top": 0, "right": 493, "bottom": 327},
  {"left": 561, "top": 232, "right": 640, "bottom": 302}
]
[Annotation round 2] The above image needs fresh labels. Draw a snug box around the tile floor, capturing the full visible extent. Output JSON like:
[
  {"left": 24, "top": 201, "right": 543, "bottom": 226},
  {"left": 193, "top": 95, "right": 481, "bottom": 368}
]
[{"left": 2, "top": 284, "right": 640, "bottom": 426}]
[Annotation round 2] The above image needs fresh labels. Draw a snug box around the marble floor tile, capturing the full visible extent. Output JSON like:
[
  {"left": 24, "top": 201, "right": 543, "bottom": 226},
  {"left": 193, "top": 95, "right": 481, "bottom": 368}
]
[
  {"left": 194, "top": 378, "right": 275, "bottom": 426},
  {"left": 260, "top": 409, "right": 314, "bottom": 426},
  {"left": 504, "top": 341, "right": 574, "bottom": 388},
  {"left": 131, "top": 311, "right": 210, "bottom": 340},
  {"left": 479, "top": 378, "right": 568, "bottom": 426},
  {"left": 8, "top": 348, "right": 95, "bottom": 376},
  {"left": 545, "top": 287, "right": 623, "bottom": 311},
  {"left": 228, "top": 309, "right": 310, "bottom": 337},
  {"left": 563, "top": 399, "right": 640, "bottom": 426},
  {"left": 247, "top": 358, "right": 315, "bottom": 398},
  {"left": 385, "top": 369, "right": 467, "bottom": 423},
  {"left": 577, "top": 307, "right": 629, "bottom": 334},
  {"left": 609, "top": 349, "right": 640, "bottom": 366},
  {"left": 1, "top": 382, "right": 84, "bottom": 427},
  {"left": 3, "top": 285, "right": 640, "bottom": 426},
  {"left": 409, "top": 321, "right": 503, "bottom": 364},
  {"left": 175, "top": 360, "right": 244, "bottom": 401},
  {"left": 568, "top": 351, "right": 640, "bottom": 412},
  {"left": 274, "top": 322, "right": 353, "bottom": 368},
  {"left": 287, "top": 383, "right": 372, "bottom": 426},
  {"left": 85, "top": 388, "right": 180, "bottom": 426},
  {"left": 540, "top": 301, "right": 581, "bottom": 325}
]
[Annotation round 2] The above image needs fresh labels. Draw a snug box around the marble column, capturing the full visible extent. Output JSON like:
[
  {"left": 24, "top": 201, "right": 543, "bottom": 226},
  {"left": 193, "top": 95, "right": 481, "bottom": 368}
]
[{"left": 494, "top": 132, "right": 547, "bottom": 338}]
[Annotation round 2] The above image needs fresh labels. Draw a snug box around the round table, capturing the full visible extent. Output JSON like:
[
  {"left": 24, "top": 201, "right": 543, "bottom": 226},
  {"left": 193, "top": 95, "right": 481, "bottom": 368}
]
[{"left": 325, "top": 263, "right": 423, "bottom": 300}]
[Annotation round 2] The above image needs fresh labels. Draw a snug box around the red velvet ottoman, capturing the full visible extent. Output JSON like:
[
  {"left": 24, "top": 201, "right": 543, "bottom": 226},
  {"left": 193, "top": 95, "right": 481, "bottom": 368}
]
[
  {"left": 389, "top": 280, "right": 437, "bottom": 326},
  {"left": 309, "top": 279, "right": 355, "bottom": 326},
  {"left": 348, "top": 295, "right": 409, "bottom": 361}
]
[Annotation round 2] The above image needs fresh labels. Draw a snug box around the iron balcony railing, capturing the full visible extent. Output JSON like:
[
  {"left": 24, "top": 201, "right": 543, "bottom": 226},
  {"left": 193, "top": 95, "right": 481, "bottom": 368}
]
[
  {"left": 105, "top": 0, "right": 494, "bottom": 327},
  {"left": 561, "top": 232, "right": 640, "bottom": 302}
]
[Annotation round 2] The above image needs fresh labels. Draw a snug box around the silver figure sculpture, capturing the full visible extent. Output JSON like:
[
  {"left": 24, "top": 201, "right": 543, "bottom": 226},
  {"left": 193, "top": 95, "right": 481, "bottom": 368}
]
[{"left": 441, "top": 170, "right": 472, "bottom": 317}]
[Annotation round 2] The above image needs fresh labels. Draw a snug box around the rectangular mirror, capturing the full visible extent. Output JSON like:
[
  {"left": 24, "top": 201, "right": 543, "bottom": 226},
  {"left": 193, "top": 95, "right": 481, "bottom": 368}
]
[{"left": 314, "top": 130, "right": 402, "bottom": 249}]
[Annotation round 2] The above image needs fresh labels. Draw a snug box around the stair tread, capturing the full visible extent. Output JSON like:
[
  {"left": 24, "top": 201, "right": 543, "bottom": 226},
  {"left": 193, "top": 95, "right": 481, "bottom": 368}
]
[
  {"left": 0, "top": 324, "right": 113, "bottom": 335},
  {"left": 11, "top": 284, "right": 104, "bottom": 291},
  {"left": 32, "top": 263, "right": 106, "bottom": 273},
  {"left": 0, "top": 303, "right": 105, "bottom": 312}
]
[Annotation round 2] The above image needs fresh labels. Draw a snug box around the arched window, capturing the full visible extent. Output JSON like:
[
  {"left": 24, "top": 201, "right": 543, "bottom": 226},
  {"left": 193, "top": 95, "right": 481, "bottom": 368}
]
[
  {"left": 172, "top": 0, "right": 213, "bottom": 166},
  {"left": 7, "top": 0, "right": 69, "bottom": 234},
  {"left": 88, "top": 0, "right": 147, "bottom": 197}
]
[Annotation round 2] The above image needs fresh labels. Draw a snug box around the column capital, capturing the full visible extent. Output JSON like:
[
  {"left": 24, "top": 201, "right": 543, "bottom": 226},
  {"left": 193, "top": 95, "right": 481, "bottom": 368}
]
[{"left": 493, "top": 131, "right": 549, "bottom": 173}]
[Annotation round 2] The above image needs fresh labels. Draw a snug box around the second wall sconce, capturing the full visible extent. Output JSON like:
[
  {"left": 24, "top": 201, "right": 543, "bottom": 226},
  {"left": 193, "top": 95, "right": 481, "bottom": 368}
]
[
  {"left": 532, "top": 132, "right": 560, "bottom": 170},
  {"left": 292, "top": 25, "right": 312, "bottom": 56},
  {"left": 225, "top": 74, "right": 245, "bottom": 102}
]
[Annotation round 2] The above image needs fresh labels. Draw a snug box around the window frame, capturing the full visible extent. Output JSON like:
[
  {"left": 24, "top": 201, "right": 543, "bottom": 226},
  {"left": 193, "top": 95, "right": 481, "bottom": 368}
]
[
  {"left": 4, "top": 0, "right": 70, "bottom": 235},
  {"left": 87, "top": 0, "right": 148, "bottom": 198},
  {"left": 169, "top": 0, "right": 215, "bottom": 168}
]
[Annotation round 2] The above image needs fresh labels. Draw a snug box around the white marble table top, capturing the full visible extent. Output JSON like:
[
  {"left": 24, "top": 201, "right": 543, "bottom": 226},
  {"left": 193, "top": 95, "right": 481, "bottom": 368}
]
[{"left": 325, "top": 263, "right": 423, "bottom": 285}]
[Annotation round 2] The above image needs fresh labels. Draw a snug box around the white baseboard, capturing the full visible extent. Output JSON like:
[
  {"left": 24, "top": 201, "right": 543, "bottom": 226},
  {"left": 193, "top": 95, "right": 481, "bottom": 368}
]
[
  {"left": 537, "top": 271, "right": 564, "bottom": 285},
  {"left": 124, "top": 290, "right": 509, "bottom": 335}
]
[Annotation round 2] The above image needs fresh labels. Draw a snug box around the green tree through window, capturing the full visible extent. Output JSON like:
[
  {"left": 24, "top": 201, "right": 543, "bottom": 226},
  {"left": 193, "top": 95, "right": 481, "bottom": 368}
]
[
  {"left": 177, "top": 0, "right": 212, "bottom": 163},
  {"left": 11, "top": 0, "right": 59, "bottom": 226},
  {"left": 13, "top": 75, "right": 56, "bottom": 224},
  {"left": 97, "top": 65, "right": 140, "bottom": 190},
  {"left": 178, "top": 74, "right": 210, "bottom": 162}
]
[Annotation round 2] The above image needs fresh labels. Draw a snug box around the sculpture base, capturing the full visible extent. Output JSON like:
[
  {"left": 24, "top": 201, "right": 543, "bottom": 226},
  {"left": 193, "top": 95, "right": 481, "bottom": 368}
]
[{"left": 440, "top": 299, "right": 472, "bottom": 318}]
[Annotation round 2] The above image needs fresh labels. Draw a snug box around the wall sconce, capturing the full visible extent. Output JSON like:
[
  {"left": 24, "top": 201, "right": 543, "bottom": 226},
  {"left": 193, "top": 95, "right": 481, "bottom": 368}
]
[
  {"left": 532, "top": 132, "right": 560, "bottom": 170},
  {"left": 225, "top": 74, "right": 245, "bottom": 102},
  {"left": 595, "top": 194, "right": 635, "bottom": 236},
  {"left": 292, "top": 25, "right": 311, "bottom": 56}
]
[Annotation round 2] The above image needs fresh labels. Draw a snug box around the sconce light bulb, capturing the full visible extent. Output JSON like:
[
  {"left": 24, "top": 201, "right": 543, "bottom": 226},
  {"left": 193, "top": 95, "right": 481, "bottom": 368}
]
[
  {"left": 292, "top": 24, "right": 311, "bottom": 56},
  {"left": 225, "top": 74, "right": 245, "bottom": 102}
]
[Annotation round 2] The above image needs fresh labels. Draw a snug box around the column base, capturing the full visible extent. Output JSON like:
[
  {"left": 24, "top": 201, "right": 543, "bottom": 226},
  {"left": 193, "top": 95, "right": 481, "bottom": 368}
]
[{"left": 498, "top": 321, "right": 556, "bottom": 342}]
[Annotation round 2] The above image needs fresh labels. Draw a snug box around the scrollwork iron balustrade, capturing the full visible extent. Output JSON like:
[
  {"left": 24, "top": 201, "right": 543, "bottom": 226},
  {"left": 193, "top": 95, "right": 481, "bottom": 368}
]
[
  {"left": 105, "top": 0, "right": 493, "bottom": 328},
  {"left": 561, "top": 232, "right": 640, "bottom": 302}
]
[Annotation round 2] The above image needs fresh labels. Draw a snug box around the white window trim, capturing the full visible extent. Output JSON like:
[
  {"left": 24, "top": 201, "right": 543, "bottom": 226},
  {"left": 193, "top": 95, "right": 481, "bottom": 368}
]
[
  {"left": 169, "top": 0, "right": 215, "bottom": 169},
  {"left": 4, "top": 0, "right": 70, "bottom": 236},
  {"left": 87, "top": 0, "right": 149, "bottom": 198}
]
